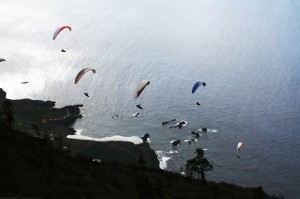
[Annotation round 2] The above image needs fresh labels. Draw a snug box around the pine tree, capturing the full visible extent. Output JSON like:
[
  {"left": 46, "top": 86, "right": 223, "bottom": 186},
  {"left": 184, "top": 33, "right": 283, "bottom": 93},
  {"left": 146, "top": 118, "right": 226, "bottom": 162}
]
[{"left": 185, "top": 148, "right": 213, "bottom": 183}]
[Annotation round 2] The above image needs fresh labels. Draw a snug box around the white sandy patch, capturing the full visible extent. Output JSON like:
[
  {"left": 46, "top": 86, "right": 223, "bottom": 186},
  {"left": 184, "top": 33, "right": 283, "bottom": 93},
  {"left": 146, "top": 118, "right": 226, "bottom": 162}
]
[{"left": 67, "top": 134, "right": 143, "bottom": 145}]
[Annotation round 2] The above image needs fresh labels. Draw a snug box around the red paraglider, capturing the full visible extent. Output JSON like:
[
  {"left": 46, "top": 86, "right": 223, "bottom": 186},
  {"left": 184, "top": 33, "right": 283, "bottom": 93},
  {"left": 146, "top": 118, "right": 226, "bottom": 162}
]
[{"left": 53, "top": 26, "right": 72, "bottom": 40}]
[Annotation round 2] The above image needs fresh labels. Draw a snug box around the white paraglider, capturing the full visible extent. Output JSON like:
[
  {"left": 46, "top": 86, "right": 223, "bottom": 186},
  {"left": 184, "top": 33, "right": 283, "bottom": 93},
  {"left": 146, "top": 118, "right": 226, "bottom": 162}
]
[
  {"left": 237, "top": 142, "right": 244, "bottom": 153},
  {"left": 75, "top": 68, "right": 96, "bottom": 84},
  {"left": 237, "top": 142, "right": 244, "bottom": 158}
]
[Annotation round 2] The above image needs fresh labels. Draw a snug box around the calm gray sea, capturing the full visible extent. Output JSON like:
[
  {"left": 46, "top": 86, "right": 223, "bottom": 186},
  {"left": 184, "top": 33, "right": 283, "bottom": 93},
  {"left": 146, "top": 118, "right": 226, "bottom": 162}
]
[{"left": 0, "top": 0, "right": 300, "bottom": 198}]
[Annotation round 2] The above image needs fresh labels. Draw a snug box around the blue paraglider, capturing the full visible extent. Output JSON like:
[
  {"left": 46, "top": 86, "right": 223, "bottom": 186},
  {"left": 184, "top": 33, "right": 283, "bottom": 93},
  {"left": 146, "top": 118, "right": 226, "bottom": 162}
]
[{"left": 192, "top": 81, "right": 206, "bottom": 93}]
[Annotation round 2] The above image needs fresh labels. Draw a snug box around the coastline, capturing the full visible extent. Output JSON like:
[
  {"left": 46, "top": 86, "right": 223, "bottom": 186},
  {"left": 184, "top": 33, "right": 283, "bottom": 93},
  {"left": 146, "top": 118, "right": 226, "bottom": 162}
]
[
  {"left": 0, "top": 88, "right": 160, "bottom": 168},
  {"left": 0, "top": 88, "right": 283, "bottom": 198}
]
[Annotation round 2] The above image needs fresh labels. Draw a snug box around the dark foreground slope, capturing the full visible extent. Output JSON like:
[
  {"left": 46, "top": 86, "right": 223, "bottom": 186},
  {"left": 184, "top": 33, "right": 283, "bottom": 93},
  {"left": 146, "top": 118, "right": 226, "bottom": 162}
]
[{"left": 0, "top": 124, "right": 282, "bottom": 199}]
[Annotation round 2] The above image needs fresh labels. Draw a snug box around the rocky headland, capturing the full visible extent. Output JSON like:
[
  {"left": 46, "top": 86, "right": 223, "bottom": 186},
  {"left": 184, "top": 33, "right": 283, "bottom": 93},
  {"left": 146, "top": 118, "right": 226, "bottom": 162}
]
[{"left": 0, "top": 88, "right": 159, "bottom": 168}]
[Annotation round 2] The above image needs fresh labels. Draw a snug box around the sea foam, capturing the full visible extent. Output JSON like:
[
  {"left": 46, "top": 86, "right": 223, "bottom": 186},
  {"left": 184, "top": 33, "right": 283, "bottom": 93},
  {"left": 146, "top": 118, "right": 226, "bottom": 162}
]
[{"left": 156, "top": 150, "right": 171, "bottom": 169}]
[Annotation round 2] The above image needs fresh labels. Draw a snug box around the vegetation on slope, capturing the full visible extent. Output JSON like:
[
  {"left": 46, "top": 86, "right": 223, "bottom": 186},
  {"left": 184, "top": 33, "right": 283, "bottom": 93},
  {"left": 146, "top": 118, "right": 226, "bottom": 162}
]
[{"left": 0, "top": 123, "right": 283, "bottom": 199}]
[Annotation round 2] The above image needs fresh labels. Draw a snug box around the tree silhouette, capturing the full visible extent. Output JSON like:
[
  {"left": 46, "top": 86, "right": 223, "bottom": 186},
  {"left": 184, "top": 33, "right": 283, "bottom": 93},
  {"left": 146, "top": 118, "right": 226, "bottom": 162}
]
[
  {"left": 1, "top": 100, "right": 15, "bottom": 129},
  {"left": 185, "top": 148, "right": 213, "bottom": 183},
  {"left": 185, "top": 158, "right": 197, "bottom": 179}
]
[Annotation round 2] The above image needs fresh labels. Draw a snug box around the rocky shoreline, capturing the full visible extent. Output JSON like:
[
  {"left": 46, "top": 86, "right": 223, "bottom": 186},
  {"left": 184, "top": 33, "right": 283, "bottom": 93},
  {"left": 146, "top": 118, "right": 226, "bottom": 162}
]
[
  {"left": 0, "top": 88, "right": 283, "bottom": 198},
  {"left": 0, "top": 88, "right": 159, "bottom": 168}
]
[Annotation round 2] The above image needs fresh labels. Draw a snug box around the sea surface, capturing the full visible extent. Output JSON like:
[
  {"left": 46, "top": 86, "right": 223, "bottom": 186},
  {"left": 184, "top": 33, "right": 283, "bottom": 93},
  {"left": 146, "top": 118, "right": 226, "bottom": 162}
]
[{"left": 0, "top": 0, "right": 300, "bottom": 198}]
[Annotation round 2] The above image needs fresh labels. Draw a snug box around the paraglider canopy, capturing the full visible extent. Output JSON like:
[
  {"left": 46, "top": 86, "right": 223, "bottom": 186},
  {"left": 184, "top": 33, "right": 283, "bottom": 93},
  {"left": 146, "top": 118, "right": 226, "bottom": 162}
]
[
  {"left": 237, "top": 142, "right": 244, "bottom": 152},
  {"left": 75, "top": 68, "right": 96, "bottom": 84},
  {"left": 134, "top": 80, "right": 150, "bottom": 98},
  {"left": 53, "top": 26, "right": 72, "bottom": 40},
  {"left": 192, "top": 81, "right": 206, "bottom": 93}
]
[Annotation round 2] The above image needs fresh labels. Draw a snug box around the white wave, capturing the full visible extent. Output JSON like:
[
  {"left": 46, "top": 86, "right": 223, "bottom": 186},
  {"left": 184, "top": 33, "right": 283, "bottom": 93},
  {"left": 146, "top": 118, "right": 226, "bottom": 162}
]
[
  {"left": 161, "top": 156, "right": 171, "bottom": 168},
  {"left": 184, "top": 139, "right": 198, "bottom": 143},
  {"left": 73, "top": 129, "right": 83, "bottom": 135},
  {"left": 197, "top": 128, "right": 218, "bottom": 133},
  {"left": 175, "top": 120, "right": 188, "bottom": 126},
  {"left": 67, "top": 134, "right": 143, "bottom": 145},
  {"left": 182, "top": 121, "right": 188, "bottom": 126},
  {"left": 209, "top": 129, "right": 218, "bottom": 133},
  {"left": 166, "top": 150, "right": 178, "bottom": 154},
  {"left": 156, "top": 150, "right": 172, "bottom": 169}
]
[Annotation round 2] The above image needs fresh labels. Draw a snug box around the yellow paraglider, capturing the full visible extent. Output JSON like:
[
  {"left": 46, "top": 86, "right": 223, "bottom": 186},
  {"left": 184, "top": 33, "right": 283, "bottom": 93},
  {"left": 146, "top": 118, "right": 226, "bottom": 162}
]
[
  {"left": 134, "top": 80, "right": 150, "bottom": 98},
  {"left": 75, "top": 68, "right": 96, "bottom": 84}
]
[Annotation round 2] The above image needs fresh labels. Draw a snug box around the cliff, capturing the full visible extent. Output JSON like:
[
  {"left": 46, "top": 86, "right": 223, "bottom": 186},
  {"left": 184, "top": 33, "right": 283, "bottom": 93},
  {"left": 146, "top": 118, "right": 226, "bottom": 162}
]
[{"left": 0, "top": 88, "right": 159, "bottom": 168}]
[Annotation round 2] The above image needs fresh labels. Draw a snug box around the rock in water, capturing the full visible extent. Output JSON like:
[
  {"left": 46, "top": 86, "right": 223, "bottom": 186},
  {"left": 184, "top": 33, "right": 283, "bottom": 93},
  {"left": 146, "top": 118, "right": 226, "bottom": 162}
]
[
  {"left": 172, "top": 140, "right": 181, "bottom": 147},
  {"left": 141, "top": 133, "right": 150, "bottom": 142}
]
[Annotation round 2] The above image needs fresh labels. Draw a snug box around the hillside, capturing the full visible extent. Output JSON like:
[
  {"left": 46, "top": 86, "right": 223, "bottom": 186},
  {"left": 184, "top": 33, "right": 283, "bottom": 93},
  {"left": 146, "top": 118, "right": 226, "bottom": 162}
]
[
  {"left": 0, "top": 124, "right": 282, "bottom": 199},
  {"left": 0, "top": 88, "right": 283, "bottom": 198}
]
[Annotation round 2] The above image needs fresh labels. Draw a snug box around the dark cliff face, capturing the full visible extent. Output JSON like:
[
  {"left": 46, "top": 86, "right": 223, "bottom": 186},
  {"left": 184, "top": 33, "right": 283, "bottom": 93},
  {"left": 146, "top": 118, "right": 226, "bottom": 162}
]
[
  {"left": 66, "top": 139, "right": 160, "bottom": 169},
  {"left": 0, "top": 88, "right": 6, "bottom": 99},
  {"left": 0, "top": 88, "right": 82, "bottom": 138},
  {"left": 0, "top": 88, "right": 159, "bottom": 168},
  {"left": 12, "top": 98, "right": 56, "bottom": 109}
]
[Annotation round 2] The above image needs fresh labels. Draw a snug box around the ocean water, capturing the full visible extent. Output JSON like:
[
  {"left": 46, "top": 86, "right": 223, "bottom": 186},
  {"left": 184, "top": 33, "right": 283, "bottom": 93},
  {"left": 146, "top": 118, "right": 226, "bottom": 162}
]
[{"left": 0, "top": 0, "right": 300, "bottom": 198}]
